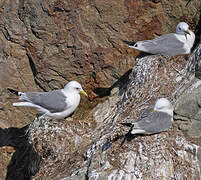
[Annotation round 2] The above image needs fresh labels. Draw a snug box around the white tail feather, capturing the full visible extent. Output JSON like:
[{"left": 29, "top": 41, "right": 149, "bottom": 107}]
[
  {"left": 13, "top": 102, "right": 50, "bottom": 114},
  {"left": 13, "top": 102, "right": 38, "bottom": 108}
]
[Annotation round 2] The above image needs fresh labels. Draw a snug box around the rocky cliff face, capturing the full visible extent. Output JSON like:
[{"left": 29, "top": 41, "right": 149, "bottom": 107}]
[
  {"left": 0, "top": 0, "right": 200, "bottom": 127},
  {"left": 0, "top": 0, "right": 200, "bottom": 179},
  {"left": 27, "top": 42, "right": 201, "bottom": 180}
]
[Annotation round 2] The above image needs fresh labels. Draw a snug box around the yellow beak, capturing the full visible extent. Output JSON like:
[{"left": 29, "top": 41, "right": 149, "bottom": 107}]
[
  {"left": 185, "top": 30, "right": 190, "bottom": 35},
  {"left": 80, "top": 90, "right": 88, "bottom": 97},
  {"left": 152, "top": 110, "right": 157, "bottom": 113}
]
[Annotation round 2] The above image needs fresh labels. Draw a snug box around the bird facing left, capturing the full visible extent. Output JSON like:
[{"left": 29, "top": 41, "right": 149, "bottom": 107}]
[{"left": 8, "top": 81, "right": 88, "bottom": 119}]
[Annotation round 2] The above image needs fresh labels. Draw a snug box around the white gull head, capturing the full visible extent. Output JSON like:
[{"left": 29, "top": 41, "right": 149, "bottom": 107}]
[
  {"left": 64, "top": 81, "right": 87, "bottom": 96},
  {"left": 154, "top": 98, "right": 173, "bottom": 116},
  {"left": 176, "top": 22, "right": 190, "bottom": 35}
]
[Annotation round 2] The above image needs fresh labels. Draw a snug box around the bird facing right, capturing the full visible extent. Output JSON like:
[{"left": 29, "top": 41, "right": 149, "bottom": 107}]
[
  {"left": 8, "top": 81, "right": 88, "bottom": 119},
  {"left": 121, "top": 98, "right": 174, "bottom": 135},
  {"left": 123, "top": 22, "right": 195, "bottom": 56}
]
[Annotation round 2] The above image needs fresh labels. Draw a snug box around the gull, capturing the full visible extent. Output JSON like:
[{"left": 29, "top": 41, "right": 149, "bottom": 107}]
[
  {"left": 121, "top": 98, "right": 173, "bottom": 135},
  {"left": 123, "top": 22, "right": 195, "bottom": 56},
  {"left": 8, "top": 81, "right": 88, "bottom": 119}
]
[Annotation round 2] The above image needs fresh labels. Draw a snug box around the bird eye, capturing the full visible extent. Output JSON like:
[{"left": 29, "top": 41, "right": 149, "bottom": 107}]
[
  {"left": 76, "top": 87, "right": 80, "bottom": 90},
  {"left": 178, "top": 27, "right": 181, "bottom": 30}
]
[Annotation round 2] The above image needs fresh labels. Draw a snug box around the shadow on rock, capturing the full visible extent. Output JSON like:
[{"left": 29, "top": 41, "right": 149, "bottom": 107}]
[
  {"left": 193, "top": 13, "right": 201, "bottom": 51},
  {"left": 0, "top": 125, "right": 41, "bottom": 180},
  {"left": 93, "top": 69, "right": 132, "bottom": 98}
]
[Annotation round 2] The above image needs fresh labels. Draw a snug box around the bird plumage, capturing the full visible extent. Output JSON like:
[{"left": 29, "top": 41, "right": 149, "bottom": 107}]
[
  {"left": 121, "top": 98, "right": 173, "bottom": 135},
  {"left": 123, "top": 22, "right": 195, "bottom": 56},
  {"left": 8, "top": 81, "right": 88, "bottom": 119}
]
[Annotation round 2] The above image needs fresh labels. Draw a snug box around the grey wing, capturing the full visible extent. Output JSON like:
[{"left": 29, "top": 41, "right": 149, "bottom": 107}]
[
  {"left": 135, "top": 107, "right": 153, "bottom": 123},
  {"left": 135, "top": 107, "right": 154, "bottom": 122},
  {"left": 138, "top": 33, "right": 186, "bottom": 56},
  {"left": 23, "top": 90, "right": 67, "bottom": 113},
  {"left": 135, "top": 111, "right": 173, "bottom": 134}
]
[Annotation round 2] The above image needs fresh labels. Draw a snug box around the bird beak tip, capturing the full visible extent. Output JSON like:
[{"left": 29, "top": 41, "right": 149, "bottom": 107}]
[
  {"left": 80, "top": 90, "right": 88, "bottom": 97},
  {"left": 185, "top": 30, "right": 190, "bottom": 35}
]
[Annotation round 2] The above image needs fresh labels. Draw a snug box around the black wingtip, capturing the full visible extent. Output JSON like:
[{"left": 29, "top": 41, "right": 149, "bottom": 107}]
[
  {"left": 122, "top": 40, "right": 136, "bottom": 46},
  {"left": 120, "top": 122, "right": 133, "bottom": 127},
  {"left": 120, "top": 126, "right": 138, "bottom": 147},
  {"left": 7, "top": 88, "right": 19, "bottom": 96}
]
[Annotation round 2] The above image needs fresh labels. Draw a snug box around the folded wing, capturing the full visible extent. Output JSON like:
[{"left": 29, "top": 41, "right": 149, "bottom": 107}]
[{"left": 17, "top": 90, "right": 68, "bottom": 113}]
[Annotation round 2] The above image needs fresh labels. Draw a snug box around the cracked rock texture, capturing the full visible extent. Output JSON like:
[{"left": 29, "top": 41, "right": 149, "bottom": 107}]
[
  {"left": 174, "top": 43, "right": 201, "bottom": 138},
  {"left": 175, "top": 83, "right": 201, "bottom": 138},
  {"left": 0, "top": 0, "right": 200, "bottom": 127},
  {"left": 0, "top": 0, "right": 200, "bottom": 179},
  {"left": 26, "top": 41, "right": 201, "bottom": 180}
]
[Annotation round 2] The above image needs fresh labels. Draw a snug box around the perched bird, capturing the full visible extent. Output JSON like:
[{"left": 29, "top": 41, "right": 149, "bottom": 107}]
[
  {"left": 123, "top": 22, "right": 195, "bottom": 56},
  {"left": 8, "top": 81, "right": 88, "bottom": 119},
  {"left": 121, "top": 98, "right": 173, "bottom": 135}
]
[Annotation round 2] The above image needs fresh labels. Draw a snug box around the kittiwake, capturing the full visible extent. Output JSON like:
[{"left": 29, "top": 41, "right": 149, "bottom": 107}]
[
  {"left": 123, "top": 22, "right": 195, "bottom": 56},
  {"left": 121, "top": 98, "right": 173, "bottom": 135},
  {"left": 8, "top": 81, "right": 88, "bottom": 119}
]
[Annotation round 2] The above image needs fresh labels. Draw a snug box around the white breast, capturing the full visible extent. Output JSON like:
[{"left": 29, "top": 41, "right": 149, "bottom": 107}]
[{"left": 46, "top": 91, "right": 81, "bottom": 119}]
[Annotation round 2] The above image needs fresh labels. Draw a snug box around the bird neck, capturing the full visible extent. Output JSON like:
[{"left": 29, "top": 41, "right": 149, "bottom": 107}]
[
  {"left": 62, "top": 89, "right": 79, "bottom": 96},
  {"left": 187, "top": 30, "right": 195, "bottom": 47},
  {"left": 157, "top": 109, "right": 173, "bottom": 116}
]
